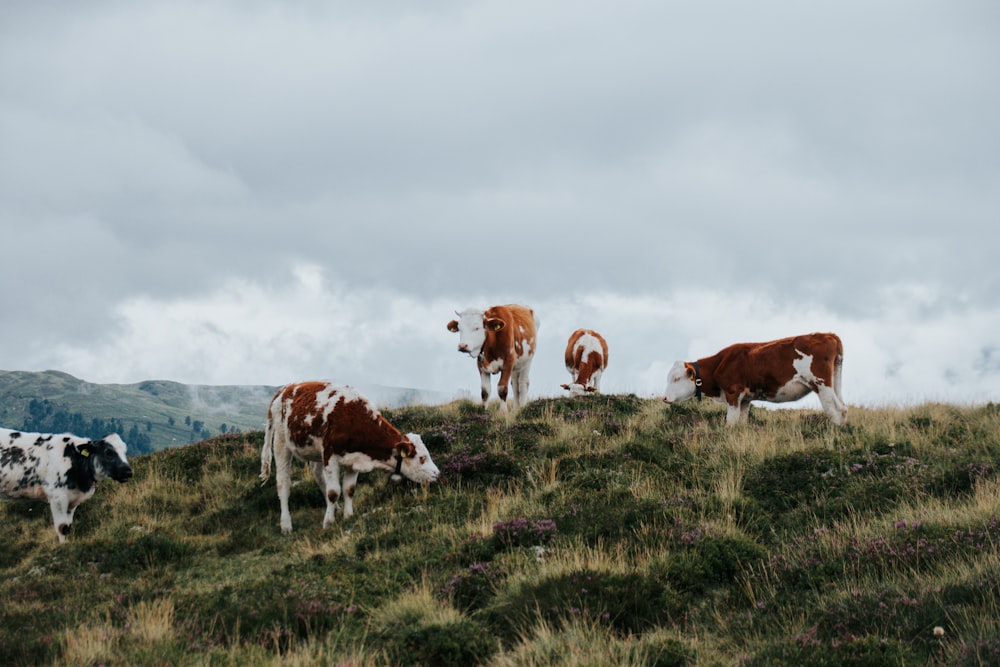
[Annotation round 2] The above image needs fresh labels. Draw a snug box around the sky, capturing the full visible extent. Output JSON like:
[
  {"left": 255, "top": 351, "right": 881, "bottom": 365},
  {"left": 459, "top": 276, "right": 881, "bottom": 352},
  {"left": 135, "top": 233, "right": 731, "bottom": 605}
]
[{"left": 1, "top": 0, "right": 998, "bottom": 410}]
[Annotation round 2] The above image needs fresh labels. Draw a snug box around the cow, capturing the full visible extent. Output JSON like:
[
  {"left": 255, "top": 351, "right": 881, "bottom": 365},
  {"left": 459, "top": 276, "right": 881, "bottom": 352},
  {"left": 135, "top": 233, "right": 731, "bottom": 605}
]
[
  {"left": 662, "top": 332, "right": 847, "bottom": 426},
  {"left": 447, "top": 304, "right": 538, "bottom": 414},
  {"left": 561, "top": 328, "right": 609, "bottom": 397},
  {"left": 0, "top": 428, "right": 133, "bottom": 543},
  {"left": 259, "top": 382, "right": 440, "bottom": 534}
]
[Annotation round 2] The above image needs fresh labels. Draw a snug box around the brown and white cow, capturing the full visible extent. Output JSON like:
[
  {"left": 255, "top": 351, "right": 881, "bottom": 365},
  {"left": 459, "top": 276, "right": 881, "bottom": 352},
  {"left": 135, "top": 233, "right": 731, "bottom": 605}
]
[
  {"left": 662, "top": 332, "right": 847, "bottom": 425},
  {"left": 447, "top": 304, "right": 537, "bottom": 414},
  {"left": 259, "top": 382, "right": 439, "bottom": 534},
  {"left": 561, "top": 328, "right": 608, "bottom": 397}
]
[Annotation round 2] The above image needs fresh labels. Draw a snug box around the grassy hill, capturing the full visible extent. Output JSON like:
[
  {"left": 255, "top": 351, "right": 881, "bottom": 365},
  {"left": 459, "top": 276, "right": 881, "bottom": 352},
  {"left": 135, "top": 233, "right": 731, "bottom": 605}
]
[{"left": 1, "top": 396, "right": 999, "bottom": 665}]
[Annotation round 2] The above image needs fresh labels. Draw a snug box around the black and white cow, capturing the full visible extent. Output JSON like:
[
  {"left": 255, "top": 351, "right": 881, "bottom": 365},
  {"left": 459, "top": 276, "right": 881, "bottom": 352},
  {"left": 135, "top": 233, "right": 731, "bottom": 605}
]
[{"left": 0, "top": 428, "right": 133, "bottom": 543}]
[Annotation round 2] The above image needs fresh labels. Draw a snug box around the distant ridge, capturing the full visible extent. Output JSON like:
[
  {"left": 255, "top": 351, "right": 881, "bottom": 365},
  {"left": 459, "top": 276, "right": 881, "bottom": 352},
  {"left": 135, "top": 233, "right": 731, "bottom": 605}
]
[{"left": 0, "top": 370, "right": 458, "bottom": 453}]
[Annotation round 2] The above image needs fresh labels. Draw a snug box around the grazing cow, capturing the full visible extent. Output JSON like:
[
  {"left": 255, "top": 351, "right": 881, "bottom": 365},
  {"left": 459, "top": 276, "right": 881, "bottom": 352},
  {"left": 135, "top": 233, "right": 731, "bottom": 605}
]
[
  {"left": 259, "top": 382, "right": 439, "bottom": 534},
  {"left": 561, "top": 328, "right": 609, "bottom": 397},
  {"left": 0, "top": 428, "right": 133, "bottom": 543},
  {"left": 447, "top": 304, "right": 538, "bottom": 413},
  {"left": 662, "top": 332, "right": 847, "bottom": 425}
]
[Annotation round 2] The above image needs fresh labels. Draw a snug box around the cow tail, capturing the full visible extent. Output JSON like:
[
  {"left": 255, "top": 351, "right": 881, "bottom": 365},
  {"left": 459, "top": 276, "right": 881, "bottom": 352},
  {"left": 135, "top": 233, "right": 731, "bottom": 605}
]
[
  {"left": 259, "top": 416, "right": 274, "bottom": 484},
  {"left": 834, "top": 336, "right": 845, "bottom": 396}
]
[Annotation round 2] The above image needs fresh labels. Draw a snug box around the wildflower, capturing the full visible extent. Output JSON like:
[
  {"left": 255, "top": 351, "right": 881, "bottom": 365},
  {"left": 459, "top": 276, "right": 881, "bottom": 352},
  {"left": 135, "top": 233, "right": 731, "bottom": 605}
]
[{"left": 934, "top": 626, "right": 945, "bottom": 637}]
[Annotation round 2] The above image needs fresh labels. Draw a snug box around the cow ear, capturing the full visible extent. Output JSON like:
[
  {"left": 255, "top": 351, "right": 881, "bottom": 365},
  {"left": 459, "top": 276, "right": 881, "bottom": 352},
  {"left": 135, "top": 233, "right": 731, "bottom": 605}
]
[
  {"left": 77, "top": 443, "right": 94, "bottom": 458},
  {"left": 685, "top": 363, "right": 696, "bottom": 381},
  {"left": 394, "top": 441, "right": 416, "bottom": 458},
  {"left": 447, "top": 320, "right": 459, "bottom": 332},
  {"left": 585, "top": 386, "right": 597, "bottom": 392},
  {"left": 560, "top": 384, "right": 570, "bottom": 391},
  {"left": 485, "top": 318, "right": 505, "bottom": 332}
]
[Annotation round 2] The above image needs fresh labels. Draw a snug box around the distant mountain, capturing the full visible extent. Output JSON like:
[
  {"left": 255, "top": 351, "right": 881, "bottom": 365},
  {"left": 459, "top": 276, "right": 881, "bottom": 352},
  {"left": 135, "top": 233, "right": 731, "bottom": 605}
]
[{"left": 0, "top": 370, "right": 457, "bottom": 453}]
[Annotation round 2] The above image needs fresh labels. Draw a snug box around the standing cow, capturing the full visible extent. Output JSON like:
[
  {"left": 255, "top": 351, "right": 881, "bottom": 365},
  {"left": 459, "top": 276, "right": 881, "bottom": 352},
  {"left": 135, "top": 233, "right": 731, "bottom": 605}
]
[
  {"left": 662, "top": 332, "right": 847, "bottom": 425},
  {"left": 0, "top": 428, "right": 133, "bottom": 543},
  {"left": 561, "top": 328, "right": 608, "bottom": 397},
  {"left": 447, "top": 304, "right": 537, "bottom": 414},
  {"left": 259, "top": 382, "right": 439, "bottom": 534}
]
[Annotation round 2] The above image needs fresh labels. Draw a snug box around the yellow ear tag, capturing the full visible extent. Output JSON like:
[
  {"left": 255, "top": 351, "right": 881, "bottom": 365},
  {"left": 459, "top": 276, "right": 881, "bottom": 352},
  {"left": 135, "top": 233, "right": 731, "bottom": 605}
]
[{"left": 80, "top": 449, "right": 90, "bottom": 457}]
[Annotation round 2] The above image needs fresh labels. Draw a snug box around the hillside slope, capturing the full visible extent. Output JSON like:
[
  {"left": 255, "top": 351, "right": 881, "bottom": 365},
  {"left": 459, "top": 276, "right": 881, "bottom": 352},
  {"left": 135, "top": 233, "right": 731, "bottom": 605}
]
[{"left": 1, "top": 396, "right": 998, "bottom": 665}]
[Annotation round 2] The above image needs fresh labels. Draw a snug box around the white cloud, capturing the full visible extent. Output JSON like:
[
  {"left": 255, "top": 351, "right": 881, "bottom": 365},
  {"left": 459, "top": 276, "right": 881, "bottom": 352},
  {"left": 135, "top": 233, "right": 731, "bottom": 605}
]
[{"left": 38, "top": 266, "right": 1000, "bottom": 409}]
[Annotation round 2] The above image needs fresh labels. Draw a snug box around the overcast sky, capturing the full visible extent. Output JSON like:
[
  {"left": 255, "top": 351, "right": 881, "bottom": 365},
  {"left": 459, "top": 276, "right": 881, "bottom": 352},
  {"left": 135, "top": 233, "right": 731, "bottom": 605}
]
[{"left": 1, "top": 1, "right": 998, "bottom": 409}]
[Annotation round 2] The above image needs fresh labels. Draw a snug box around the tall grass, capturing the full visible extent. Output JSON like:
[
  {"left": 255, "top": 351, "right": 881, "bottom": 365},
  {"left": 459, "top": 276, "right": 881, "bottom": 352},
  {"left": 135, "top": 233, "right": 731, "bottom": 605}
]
[{"left": 1, "top": 399, "right": 999, "bottom": 665}]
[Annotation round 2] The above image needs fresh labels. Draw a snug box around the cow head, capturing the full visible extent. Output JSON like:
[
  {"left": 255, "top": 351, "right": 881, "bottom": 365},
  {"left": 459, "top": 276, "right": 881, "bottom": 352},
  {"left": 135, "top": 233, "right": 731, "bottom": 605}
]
[
  {"left": 78, "top": 433, "right": 134, "bottom": 483},
  {"left": 561, "top": 382, "right": 597, "bottom": 397},
  {"left": 447, "top": 308, "right": 503, "bottom": 358},
  {"left": 662, "top": 361, "right": 700, "bottom": 404},
  {"left": 390, "top": 434, "right": 440, "bottom": 484}
]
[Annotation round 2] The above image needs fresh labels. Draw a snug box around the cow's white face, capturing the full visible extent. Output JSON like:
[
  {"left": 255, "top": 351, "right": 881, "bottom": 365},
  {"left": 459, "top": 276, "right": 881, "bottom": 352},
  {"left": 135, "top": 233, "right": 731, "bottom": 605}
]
[
  {"left": 663, "top": 361, "right": 697, "bottom": 403},
  {"left": 448, "top": 309, "right": 489, "bottom": 358},
  {"left": 87, "top": 433, "right": 133, "bottom": 483},
  {"left": 399, "top": 434, "right": 440, "bottom": 484},
  {"left": 561, "top": 382, "right": 595, "bottom": 397}
]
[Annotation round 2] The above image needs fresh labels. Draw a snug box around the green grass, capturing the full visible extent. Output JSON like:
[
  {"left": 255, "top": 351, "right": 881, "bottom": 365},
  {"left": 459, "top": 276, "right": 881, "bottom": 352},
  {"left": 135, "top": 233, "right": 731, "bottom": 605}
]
[{"left": 1, "top": 397, "right": 999, "bottom": 665}]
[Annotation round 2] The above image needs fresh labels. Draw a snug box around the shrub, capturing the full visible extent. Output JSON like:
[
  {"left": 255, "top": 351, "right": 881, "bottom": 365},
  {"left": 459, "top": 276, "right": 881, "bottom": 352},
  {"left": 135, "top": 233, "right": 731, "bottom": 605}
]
[
  {"left": 79, "top": 533, "right": 197, "bottom": 574},
  {"left": 547, "top": 489, "right": 674, "bottom": 546},
  {"left": 519, "top": 393, "right": 646, "bottom": 422},
  {"left": 441, "top": 562, "right": 500, "bottom": 611},
  {"left": 646, "top": 637, "right": 692, "bottom": 667},
  {"left": 926, "top": 461, "right": 994, "bottom": 498},
  {"left": 448, "top": 533, "right": 499, "bottom": 567},
  {"left": 501, "top": 420, "right": 553, "bottom": 451},
  {"left": 487, "top": 569, "right": 684, "bottom": 643},
  {"left": 492, "top": 517, "right": 558, "bottom": 549},
  {"left": 383, "top": 619, "right": 497, "bottom": 666},
  {"left": 0, "top": 579, "right": 77, "bottom": 665},
  {"left": 768, "top": 518, "right": 1000, "bottom": 595},
  {"left": 437, "top": 448, "right": 522, "bottom": 486},
  {"left": 663, "top": 534, "right": 766, "bottom": 597},
  {"left": 181, "top": 566, "right": 362, "bottom": 649},
  {"left": 741, "top": 446, "right": 932, "bottom": 539}
]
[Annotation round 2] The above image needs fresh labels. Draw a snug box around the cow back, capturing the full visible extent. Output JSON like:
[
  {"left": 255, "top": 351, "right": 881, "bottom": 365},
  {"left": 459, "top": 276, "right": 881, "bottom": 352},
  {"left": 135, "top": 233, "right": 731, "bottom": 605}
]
[{"left": 481, "top": 304, "right": 537, "bottom": 366}]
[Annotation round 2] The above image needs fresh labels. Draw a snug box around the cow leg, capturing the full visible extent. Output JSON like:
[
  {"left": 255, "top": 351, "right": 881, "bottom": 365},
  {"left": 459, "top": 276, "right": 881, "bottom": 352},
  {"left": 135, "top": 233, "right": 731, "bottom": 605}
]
[
  {"left": 590, "top": 369, "right": 602, "bottom": 392},
  {"left": 341, "top": 468, "right": 360, "bottom": 519},
  {"left": 509, "top": 369, "right": 521, "bottom": 409},
  {"left": 310, "top": 461, "right": 326, "bottom": 491},
  {"left": 512, "top": 360, "right": 532, "bottom": 409},
  {"left": 816, "top": 385, "right": 847, "bottom": 425},
  {"left": 479, "top": 370, "right": 492, "bottom": 407},
  {"left": 495, "top": 376, "right": 511, "bottom": 414},
  {"left": 724, "top": 390, "right": 748, "bottom": 426},
  {"left": 831, "top": 359, "right": 848, "bottom": 424},
  {"left": 272, "top": 432, "right": 295, "bottom": 534},
  {"left": 47, "top": 495, "right": 73, "bottom": 544},
  {"left": 321, "top": 458, "right": 342, "bottom": 529},
  {"left": 725, "top": 403, "right": 743, "bottom": 425},
  {"left": 497, "top": 361, "right": 517, "bottom": 413}
]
